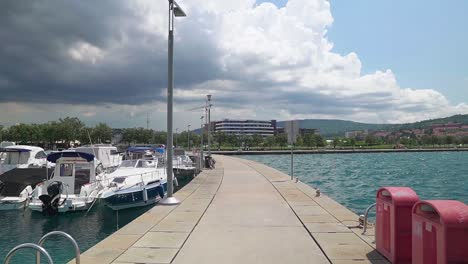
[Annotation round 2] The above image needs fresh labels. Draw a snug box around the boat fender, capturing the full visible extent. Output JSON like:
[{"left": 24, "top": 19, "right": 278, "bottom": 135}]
[
  {"left": 174, "top": 177, "right": 179, "bottom": 187},
  {"left": 143, "top": 188, "right": 148, "bottom": 203},
  {"left": 156, "top": 185, "right": 165, "bottom": 198}
]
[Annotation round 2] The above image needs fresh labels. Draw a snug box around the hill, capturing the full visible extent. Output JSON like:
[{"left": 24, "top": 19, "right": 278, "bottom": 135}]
[
  {"left": 278, "top": 119, "right": 392, "bottom": 137},
  {"left": 278, "top": 114, "right": 468, "bottom": 137}
]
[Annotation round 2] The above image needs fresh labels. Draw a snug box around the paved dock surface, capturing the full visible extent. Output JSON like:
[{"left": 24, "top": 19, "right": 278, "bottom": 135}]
[{"left": 73, "top": 155, "right": 388, "bottom": 264}]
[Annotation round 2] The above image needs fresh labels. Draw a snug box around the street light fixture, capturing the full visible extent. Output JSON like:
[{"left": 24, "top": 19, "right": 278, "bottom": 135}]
[{"left": 160, "top": 0, "right": 186, "bottom": 206}]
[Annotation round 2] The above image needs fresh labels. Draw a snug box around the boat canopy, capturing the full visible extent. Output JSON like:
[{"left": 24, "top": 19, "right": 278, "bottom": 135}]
[
  {"left": 155, "top": 148, "right": 165, "bottom": 154},
  {"left": 127, "top": 146, "right": 154, "bottom": 153},
  {"left": 47, "top": 151, "right": 95, "bottom": 163},
  {"left": 0, "top": 148, "right": 32, "bottom": 153}
]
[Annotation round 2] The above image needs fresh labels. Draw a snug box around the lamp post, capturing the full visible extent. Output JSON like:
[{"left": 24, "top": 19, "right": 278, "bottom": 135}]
[
  {"left": 175, "top": 128, "right": 178, "bottom": 147},
  {"left": 200, "top": 116, "right": 204, "bottom": 170},
  {"left": 187, "top": 124, "right": 191, "bottom": 150},
  {"left": 207, "top": 95, "right": 212, "bottom": 156},
  {"left": 160, "top": 0, "right": 186, "bottom": 206},
  {"left": 200, "top": 116, "right": 204, "bottom": 149}
]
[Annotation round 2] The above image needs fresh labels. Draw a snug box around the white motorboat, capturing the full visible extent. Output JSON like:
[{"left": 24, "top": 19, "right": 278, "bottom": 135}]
[
  {"left": 0, "top": 145, "right": 49, "bottom": 175},
  {"left": 173, "top": 154, "right": 197, "bottom": 177},
  {"left": 0, "top": 145, "right": 51, "bottom": 210},
  {"left": 99, "top": 159, "right": 168, "bottom": 210},
  {"left": 29, "top": 151, "right": 105, "bottom": 215}
]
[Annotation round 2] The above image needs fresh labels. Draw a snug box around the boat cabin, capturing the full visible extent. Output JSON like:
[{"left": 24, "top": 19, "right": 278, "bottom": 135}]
[
  {"left": 0, "top": 145, "right": 47, "bottom": 167},
  {"left": 47, "top": 152, "right": 101, "bottom": 194},
  {"left": 75, "top": 144, "right": 122, "bottom": 169}
]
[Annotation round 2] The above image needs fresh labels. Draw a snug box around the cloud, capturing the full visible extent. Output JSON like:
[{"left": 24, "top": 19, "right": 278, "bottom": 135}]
[{"left": 0, "top": 0, "right": 467, "bottom": 128}]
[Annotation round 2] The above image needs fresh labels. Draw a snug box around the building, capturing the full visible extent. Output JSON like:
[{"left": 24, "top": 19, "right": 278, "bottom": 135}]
[
  {"left": 345, "top": 130, "right": 368, "bottom": 140},
  {"left": 276, "top": 127, "right": 319, "bottom": 136},
  {"left": 212, "top": 119, "right": 277, "bottom": 137}
]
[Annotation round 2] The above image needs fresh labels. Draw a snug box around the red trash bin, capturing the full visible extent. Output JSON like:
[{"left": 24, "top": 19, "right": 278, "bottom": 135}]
[
  {"left": 376, "top": 187, "right": 419, "bottom": 263},
  {"left": 412, "top": 200, "right": 468, "bottom": 264}
]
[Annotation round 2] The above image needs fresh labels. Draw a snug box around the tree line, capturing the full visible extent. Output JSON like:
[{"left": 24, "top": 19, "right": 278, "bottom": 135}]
[
  {"left": 4, "top": 117, "right": 464, "bottom": 150},
  {"left": 0, "top": 117, "right": 112, "bottom": 148}
]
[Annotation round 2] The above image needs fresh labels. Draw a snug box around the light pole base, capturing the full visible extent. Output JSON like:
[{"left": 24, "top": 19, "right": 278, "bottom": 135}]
[{"left": 159, "top": 196, "right": 181, "bottom": 205}]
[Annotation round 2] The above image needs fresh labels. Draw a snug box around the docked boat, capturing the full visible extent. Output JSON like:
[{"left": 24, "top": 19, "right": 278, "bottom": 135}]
[
  {"left": 75, "top": 144, "right": 122, "bottom": 172},
  {"left": 29, "top": 151, "right": 105, "bottom": 215},
  {"left": 0, "top": 145, "right": 52, "bottom": 210},
  {"left": 173, "top": 154, "right": 197, "bottom": 177},
  {"left": 0, "top": 145, "right": 49, "bottom": 175},
  {"left": 99, "top": 159, "right": 168, "bottom": 210}
]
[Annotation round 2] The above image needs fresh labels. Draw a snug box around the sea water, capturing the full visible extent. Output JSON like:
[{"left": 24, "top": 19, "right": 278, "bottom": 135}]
[
  {"left": 0, "top": 204, "right": 151, "bottom": 263},
  {"left": 240, "top": 151, "right": 468, "bottom": 216}
]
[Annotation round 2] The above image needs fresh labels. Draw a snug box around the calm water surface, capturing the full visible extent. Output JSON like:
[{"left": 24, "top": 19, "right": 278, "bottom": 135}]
[
  {"left": 240, "top": 152, "right": 468, "bottom": 216},
  {"left": 0, "top": 204, "right": 151, "bottom": 263}
]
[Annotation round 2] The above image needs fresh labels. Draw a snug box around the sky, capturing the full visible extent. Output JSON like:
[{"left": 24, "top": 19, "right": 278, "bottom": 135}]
[{"left": 1, "top": 0, "right": 467, "bottom": 129}]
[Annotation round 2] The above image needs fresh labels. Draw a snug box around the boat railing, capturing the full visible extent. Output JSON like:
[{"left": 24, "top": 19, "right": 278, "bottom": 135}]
[{"left": 100, "top": 169, "right": 164, "bottom": 187}]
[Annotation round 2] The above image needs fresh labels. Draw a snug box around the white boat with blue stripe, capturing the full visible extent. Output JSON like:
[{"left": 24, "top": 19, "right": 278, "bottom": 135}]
[{"left": 99, "top": 159, "right": 168, "bottom": 210}]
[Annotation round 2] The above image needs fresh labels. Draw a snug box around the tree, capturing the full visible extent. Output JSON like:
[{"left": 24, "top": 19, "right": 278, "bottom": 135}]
[
  {"left": 275, "top": 134, "right": 288, "bottom": 149},
  {"left": 265, "top": 136, "right": 275, "bottom": 149},
  {"left": 444, "top": 136, "right": 455, "bottom": 146},
  {"left": 303, "top": 134, "right": 316, "bottom": 148},
  {"left": 461, "top": 136, "right": 468, "bottom": 145},
  {"left": 58, "top": 117, "right": 85, "bottom": 147},
  {"left": 251, "top": 134, "right": 263, "bottom": 148},
  {"left": 365, "top": 135, "right": 377, "bottom": 146},
  {"left": 332, "top": 137, "right": 340, "bottom": 148},
  {"left": 91, "top": 123, "right": 112, "bottom": 143},
  {"left": 314, "top": 135, "right": 325, "bottom": 147},
  {"left": 430, "top": 135, "right": 439, "bottom": 147},
  {"left": 295, "top": 135, "right": 304, "bottom": 147},
  {"left": 213, "top": 132, "right": 226, "bottom": 150}
]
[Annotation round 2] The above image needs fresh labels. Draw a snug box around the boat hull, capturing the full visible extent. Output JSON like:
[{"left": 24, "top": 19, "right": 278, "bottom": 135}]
[
  {"left": 0, "top": 198, "right": 27, "bottom": 210},
  {"left": 29, "top": 195, "right": 95, "bottom": 213},
  {"left": 102, "top": 182, "right": 167, "bottom": 210}
]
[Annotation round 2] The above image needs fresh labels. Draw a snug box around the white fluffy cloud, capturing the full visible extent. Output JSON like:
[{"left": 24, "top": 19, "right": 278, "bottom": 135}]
[{"left": 1, "top": 0, "right": 467, "bottom": 128}]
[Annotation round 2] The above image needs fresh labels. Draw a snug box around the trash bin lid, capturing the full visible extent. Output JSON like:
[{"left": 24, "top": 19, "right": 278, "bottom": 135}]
[
  {"left": 413, "top": 200, "right": 468, "bottom": 227},
  {"left": 377, "top": 187, "right": 419, "bottom": 205}
]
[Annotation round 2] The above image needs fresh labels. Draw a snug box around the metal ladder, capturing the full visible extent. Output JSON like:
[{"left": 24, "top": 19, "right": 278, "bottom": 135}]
[
  {"left": 3, "top": 231, "right": 80, "bottom": 264},
  {"left": 359, "top": 203, "right": 376, "bottom": 235}
]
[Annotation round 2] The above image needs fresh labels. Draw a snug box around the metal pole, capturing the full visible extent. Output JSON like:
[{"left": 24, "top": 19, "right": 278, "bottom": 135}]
[
  {"left": 200, "top": 116, "right": 204, "bottom": 170},
  {"left": 175, "top": 128, "right": 178, "bottom": 147},
  {"left": 290, "top": 121, "right": 294, "bottom": 180},
  {"left": 200, "top": 116, "right": 204, "bottom": 149},
  {"left": 207, "top": 95, "right": 212, "bottom": 156},
  {"left": 291, "top": 144, "right": 294, "bottom": 180},
  {"left": 187, "top": 125, "right": 191, "bottom": 151},
  {"left": 160, "top": 0, "right": 180, "bottom": 205}
]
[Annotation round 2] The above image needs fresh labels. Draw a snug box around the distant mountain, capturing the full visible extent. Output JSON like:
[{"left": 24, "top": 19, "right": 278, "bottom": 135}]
[
  {"left": 278, "top": 119, "right": 392, "bottom": 137},
  {"left": 278, "top": 114, "right": 468, "bottom": 137}
]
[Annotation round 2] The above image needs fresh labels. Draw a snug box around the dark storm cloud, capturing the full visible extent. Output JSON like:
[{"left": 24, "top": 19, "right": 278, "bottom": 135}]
[{"left": 0, "top": 0, "right": 222, "bottom": 105}]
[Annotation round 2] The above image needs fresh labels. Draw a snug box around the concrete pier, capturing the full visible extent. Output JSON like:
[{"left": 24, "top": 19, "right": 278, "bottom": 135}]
[{"left": 72, "top": 155, "right": 388, "bottom": 264}]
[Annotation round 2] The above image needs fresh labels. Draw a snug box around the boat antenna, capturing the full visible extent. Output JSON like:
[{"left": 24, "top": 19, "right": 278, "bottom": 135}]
[{"left": 86, "top": 128, "right": 97, "bottom": 158}]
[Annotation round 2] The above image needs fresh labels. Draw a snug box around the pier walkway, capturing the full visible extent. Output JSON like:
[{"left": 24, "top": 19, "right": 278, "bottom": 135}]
[{"left": 74, "top": 155, "right": 388, "bottom": 264}]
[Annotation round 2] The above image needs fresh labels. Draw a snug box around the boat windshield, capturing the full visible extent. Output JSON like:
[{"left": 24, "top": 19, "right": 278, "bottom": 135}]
[
  {"left": 1, "top": 151, "right": 30, "bottom": 165},
  {"left": 120, "top": 159, "right": 157, "bottom": 168},
  {"left": 120, "top": 160, "right": 139, "bottom": 168}
]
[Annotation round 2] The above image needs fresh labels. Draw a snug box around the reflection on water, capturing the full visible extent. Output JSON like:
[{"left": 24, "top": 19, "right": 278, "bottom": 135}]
[
  {"left": 241, "top": 152, "right": 468, "bottom": 218},
  {"left": 0, "top": 203, "right": 152, "bottom": 263}
]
